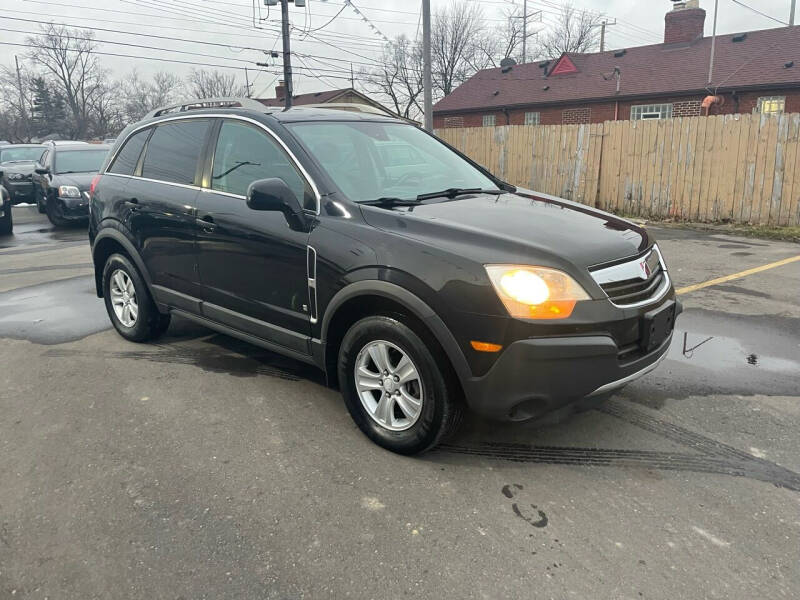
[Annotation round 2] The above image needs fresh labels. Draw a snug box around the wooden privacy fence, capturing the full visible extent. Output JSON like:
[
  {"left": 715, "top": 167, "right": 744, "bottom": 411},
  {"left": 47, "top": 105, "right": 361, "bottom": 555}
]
[{"left": 435, "top": 112, "right": 800, "bottom": 226}]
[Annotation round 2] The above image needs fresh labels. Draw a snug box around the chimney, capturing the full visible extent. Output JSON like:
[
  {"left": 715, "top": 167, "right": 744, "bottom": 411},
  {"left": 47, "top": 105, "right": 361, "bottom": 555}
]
[
  {"left": 664, "top": 0, "right": 706, "bottom": 44},
  {"left": 275, "top": 80, "right": 286, "bottom": 99}
]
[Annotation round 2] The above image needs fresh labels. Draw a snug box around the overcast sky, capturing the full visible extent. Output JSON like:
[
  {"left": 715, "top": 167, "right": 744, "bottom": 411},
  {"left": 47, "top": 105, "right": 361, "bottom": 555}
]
[{"left": 0, "top": 0, "right": 794, "bottom": 99}]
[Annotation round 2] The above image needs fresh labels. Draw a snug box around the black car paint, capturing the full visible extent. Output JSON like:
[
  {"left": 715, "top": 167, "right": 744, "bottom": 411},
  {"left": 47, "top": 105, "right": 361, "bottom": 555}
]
[
  {"left": 90, "top": 107, "right": 676, "bottom": 422},
  {"left": 32, "top": 144, "right": 110, "bottom": 220},
  {"left": 0, "top": 144, "right": 45, "bottom": 205}
]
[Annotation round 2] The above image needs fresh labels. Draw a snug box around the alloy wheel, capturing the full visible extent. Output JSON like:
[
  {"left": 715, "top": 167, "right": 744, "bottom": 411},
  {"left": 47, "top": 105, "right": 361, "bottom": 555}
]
[
  {"left": 109, "top": 269, "right": 138, "bottom": 327},
  {"left": 354, "top": 340, "right": 424, "bottom": 431}
]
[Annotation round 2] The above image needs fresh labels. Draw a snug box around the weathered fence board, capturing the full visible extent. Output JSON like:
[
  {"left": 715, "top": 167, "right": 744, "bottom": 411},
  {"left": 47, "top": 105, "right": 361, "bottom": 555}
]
[{"left": 436, "top": 112, "right": 800, "bottom": 226}]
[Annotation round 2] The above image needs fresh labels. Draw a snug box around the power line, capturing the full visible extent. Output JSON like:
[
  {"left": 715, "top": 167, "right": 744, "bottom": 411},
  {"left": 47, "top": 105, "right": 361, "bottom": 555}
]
[{"left": 728, "top": 0, "right": 788, "bottom": 25}]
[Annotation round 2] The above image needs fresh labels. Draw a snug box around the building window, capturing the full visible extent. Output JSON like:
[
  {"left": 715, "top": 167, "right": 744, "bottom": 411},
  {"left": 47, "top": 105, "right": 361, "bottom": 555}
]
[
  {"left": 524, "top": 112, "right": 541, "bottom": 125},
  {"left": 756, "top": 96, "right": 785, "bottom": 115},
  {"left": 631, "top": 103, "right": 673, "bottom": 120},
  {"left": 482, "top": 114, "right": 496, "bottom": 127}
]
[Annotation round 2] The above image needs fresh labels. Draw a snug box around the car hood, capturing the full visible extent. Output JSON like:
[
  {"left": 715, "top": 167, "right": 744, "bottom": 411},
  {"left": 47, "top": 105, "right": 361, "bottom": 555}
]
[
  {"left": 359, "top": 189, "right": 651, "bottom": 272},
  {"left": 0, "top": 161, "right": 36, "bottom": 175},
  {"left": 53, "top": 173, "right": 95, "bottom": 190}
]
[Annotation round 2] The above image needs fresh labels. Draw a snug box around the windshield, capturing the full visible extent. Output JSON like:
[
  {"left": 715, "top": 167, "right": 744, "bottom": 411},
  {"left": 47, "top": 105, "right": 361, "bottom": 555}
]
[
  {"left": 54, "top": 149, "right": 108, "bottom": 174},
  {"left": 0, "top": 147, "right": 44, "bottom": 163},
  {"left": 286, "top": 121, "right": 498, "bottom": 202}
]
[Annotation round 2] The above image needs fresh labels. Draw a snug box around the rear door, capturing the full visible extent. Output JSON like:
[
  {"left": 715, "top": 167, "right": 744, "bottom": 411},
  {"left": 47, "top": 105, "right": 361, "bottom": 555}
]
[
  {"left": 125, "top": 118, "right": 213, "bottom": 310},
  {"left": 196, "top": 118, "right": 315, "bottom": 353}
]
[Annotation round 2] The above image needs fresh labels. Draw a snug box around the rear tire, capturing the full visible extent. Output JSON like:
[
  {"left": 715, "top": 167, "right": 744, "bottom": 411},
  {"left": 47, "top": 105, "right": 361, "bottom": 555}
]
[
  {"left": 102, "top": 253, "right": 170, "bottom": 342},
  {"left": 36, "top": 190, "right": 46, "bottom": 213},
  {"left": 338, "top": 315, "right": 463, "bottom": 455}
]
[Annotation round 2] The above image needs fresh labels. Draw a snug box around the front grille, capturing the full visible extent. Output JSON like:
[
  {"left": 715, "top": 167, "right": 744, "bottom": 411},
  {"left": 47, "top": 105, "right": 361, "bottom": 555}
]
[
  {"left": 601, "top": 263, "right": 665, "bottom": 305},
  {"left": 590, "top": 246, "right": 669, "bottom": 308}
]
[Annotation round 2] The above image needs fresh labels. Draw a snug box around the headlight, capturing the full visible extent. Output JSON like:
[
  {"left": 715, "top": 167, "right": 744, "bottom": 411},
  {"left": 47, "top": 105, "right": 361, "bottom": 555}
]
[
  {"left": 485, "top": 265, "right": 590, "bottom": 320},
  {"left": 8, "top": 173, "right": 24, "bottom": 181},
  {"left": 58, "top": 185, "right": 81, "bottom": 198}
]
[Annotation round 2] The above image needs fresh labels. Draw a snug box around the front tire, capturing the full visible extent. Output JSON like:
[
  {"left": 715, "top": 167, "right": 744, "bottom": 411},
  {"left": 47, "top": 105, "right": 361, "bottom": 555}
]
[
  {"left": 0, "top": 205, "right": 12, "bottom": 235},
  {"left": 46, "top": 196, "right": 68, "bottom": 227},
  {"left": 338, "top": 315, "right": 463, "bottom": 455},
  {"left": 102, "top": 253, "right": 170, "bottom": 342}
]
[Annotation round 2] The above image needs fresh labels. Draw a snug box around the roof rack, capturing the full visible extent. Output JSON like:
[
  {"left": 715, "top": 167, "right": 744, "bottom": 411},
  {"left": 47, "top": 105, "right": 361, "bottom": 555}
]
[{"left": 145, "top": 97, "right": 268, "bottom": 119}]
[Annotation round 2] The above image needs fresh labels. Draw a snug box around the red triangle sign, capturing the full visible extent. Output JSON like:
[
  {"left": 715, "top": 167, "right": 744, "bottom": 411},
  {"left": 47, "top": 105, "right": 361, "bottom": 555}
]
[{"left": 550, "top": 54, "right": 578, "bottom": 76}]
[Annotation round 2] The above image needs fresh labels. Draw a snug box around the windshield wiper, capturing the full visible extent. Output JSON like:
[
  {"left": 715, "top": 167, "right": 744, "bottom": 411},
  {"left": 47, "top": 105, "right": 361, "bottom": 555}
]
[
  {"left": 415, "top": 187, "right": 503, "bottom": 201},
  {"left": 360, "top": 197, "right": 422, "bottom": 207}
]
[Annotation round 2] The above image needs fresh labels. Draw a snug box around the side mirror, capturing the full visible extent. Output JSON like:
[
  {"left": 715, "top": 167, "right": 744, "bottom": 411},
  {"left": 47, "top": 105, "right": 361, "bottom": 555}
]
[
  {"left": 246, "top": 178, "right": 307, "bottom": 230},
  {"left": 35, "top": 166, "right": 49, "bottom": 175}
]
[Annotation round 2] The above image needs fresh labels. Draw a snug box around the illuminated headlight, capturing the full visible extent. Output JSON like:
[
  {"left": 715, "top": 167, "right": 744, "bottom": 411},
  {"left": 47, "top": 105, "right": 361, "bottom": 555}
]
[
  {"left": 7, "top": 173, "right": 24, "bottom": 181},
  {"left": 485, "top": 265, "right": 590, "bottom": 320},
  {"left": 58, "top": 185, "right": 81, "bottom": 198}
]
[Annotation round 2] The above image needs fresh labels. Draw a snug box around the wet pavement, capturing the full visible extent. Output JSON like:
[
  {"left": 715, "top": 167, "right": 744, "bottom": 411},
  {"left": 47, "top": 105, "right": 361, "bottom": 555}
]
[{"left": 1, "top": 205, "right": 799, "bottom": 599}]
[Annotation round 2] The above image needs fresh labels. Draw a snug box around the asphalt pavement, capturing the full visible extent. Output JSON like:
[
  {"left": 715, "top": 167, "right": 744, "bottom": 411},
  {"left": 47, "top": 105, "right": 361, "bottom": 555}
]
[{"left": 1, "top": 205, "right": 799, "bottom": 599}]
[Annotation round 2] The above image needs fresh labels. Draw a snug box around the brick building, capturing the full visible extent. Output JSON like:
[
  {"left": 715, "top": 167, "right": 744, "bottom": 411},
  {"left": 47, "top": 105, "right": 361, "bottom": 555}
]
[{"left": 433, "top": 0, "right": 800, "bottom": 129}]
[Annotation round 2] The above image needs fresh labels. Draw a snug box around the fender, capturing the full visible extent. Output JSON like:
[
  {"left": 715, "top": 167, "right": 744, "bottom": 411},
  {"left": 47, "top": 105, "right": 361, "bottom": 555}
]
[
  {"left": 317, "top": 279, "right": 473, "bottom": 385},
  {"left": 91, "top": 224, "right": 154, "bottom": 299}
]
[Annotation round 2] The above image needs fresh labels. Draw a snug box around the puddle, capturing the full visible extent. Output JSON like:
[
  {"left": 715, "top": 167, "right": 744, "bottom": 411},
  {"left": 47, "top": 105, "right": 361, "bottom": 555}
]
[
  {"left": 0, "top": 275, "right": 108, "bottom": 344},
  {"left": 672, "top": 330, "right": 799, "bottom": 375}
]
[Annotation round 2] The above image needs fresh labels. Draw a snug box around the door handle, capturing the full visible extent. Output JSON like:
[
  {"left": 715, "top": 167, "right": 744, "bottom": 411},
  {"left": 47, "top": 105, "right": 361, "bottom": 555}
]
[{"left": 198, "top": 214, "right": 216, "bottom": 232}]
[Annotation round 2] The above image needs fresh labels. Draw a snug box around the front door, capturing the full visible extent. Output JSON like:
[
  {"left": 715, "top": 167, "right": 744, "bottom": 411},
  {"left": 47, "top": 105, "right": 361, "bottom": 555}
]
[{"left": 196, "top": 118, "right": 315, "bottom": 354}]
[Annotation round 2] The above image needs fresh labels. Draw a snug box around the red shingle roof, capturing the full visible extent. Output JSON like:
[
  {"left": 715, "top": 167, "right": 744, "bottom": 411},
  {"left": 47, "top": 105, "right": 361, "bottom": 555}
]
[{"left": 433, "top": 26, "right": 800, "bottom": 114}]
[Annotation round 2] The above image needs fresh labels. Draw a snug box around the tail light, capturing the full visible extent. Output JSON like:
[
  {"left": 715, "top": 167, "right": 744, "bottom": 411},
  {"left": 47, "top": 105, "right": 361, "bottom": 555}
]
[{"left": 89, "top": 174, "right": 102, "bottom": 197}]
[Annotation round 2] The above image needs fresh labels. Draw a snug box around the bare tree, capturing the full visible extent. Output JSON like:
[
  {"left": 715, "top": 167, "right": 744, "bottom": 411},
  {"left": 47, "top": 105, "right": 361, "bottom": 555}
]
[
  {"left": 121, "top": 69, "right": 184, "bottom": 121},
  {"left": 0, "top": 65, "right": 36, "bottom": 142},
  {"left": 431, "top": 1, "right": 488, "bottom": 97},
  {"left": 26, "top": 24, "right": 104, "bottom": 138},
  {"left": 534, "top": 4, "right": 603, "bottom": 60},
  {"left": 362, "top": 35, "right": 424, "bottom": 120},
  {"left": 187, "top": 69, "right": 245, "bottom": 98},
  {"left": 87, "top": 76, "right": 124, "bottom": 138},
  {"left": 472, "top": 5, "right": 530, "bottom": 70}
]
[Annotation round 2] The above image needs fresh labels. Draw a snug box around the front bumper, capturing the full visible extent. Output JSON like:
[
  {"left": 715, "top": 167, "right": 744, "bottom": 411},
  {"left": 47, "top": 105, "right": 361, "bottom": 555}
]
[
  {"left": 461, "top": 301, "right": 680, "bottom": 421},
  {"left": 55, "top": 194, "right": 90, "bottom": 219},
  {"left": 6, "top": 181, "right": 34, "bottom": 204}
]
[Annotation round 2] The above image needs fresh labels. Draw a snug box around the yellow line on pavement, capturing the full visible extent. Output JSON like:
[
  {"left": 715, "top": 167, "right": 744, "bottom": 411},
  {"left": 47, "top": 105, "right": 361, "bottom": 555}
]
[{"left": 676, "top": 255, "right": 800, "bottom": 295}]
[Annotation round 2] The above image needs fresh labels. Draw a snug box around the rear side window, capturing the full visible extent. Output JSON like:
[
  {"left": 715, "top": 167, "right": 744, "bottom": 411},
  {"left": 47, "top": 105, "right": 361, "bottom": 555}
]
[
  {"left": 141, "top": 120, "right": 210, "bottom": 185},
  {"left": 108, "top": 128, "right": 150, "bottom": 176},
  {"left": 211, "top": 119, "right": 314, "bottom": 209}
]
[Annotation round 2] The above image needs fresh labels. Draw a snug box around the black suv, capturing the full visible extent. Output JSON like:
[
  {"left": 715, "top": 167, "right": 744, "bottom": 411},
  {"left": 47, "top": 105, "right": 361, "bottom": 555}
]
[
  {"left": 33, "top": 143, "right": 110, "bottom": 226},
  {"left": 90, "top": 99, "right": 679, "bottom": 454}
]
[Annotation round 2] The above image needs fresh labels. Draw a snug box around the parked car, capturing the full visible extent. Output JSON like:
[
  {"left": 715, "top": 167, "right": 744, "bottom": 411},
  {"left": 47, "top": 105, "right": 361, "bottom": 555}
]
[
  {"left": 43, "top": 140, "right": 88, "bottom": 145},
  {"left": 0, "top": 184, "right": 12, "bottom": 234},
  {"left": 33, "top": 143, "right": 110, "bottom": 226},
  {"left": 0, "top": 144, "right": 46, "bottom": 205},
  {"left": 89, "top": 99, "right": 680, "bottom": 454},
  {"left": 102, "top": 138, "right": 117, "bottom": 145}
]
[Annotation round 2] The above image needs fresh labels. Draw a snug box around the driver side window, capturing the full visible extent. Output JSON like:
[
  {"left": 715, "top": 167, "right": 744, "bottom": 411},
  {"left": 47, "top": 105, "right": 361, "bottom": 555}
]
[{"left": 212, "top": 120, "right": 314, "bottom": 210}]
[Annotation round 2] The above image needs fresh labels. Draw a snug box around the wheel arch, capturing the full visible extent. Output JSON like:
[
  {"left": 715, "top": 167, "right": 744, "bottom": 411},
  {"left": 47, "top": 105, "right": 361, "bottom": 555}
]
[
  {"left": 91, "top": 226, "right": 153, "bottom": 299},
  {"left": 318, "top": 280, "right": 472, "bottom": 390}
]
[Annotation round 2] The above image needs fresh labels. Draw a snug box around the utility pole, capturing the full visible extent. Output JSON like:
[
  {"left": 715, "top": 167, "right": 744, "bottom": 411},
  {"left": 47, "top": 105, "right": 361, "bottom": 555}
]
[
  {"left": 14, "top": 55, "right": 29, "bottom": 141},
  {"left": 522, "top": 0, "right": 527, "bottom": 63},
  {"left": 350, "top": 63, "right": 354, "bottom": 89},
  {"left": 244, "top": 67, "right": 251, "bottom": 97},
  {"left": 280, "top": 0, "right": 293, "bottom": 110},
  {"left": 422, "top": 0, "right": 432, "bottom": 131},
  {"left": 599, "top": 19, "right": 616, "bottom": 52},
  {"left": 791, "top": 0, "right": 796, "bottom": 26},
  {"left": 708, "top": 0, "right": 719, "bottom": 84}
]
